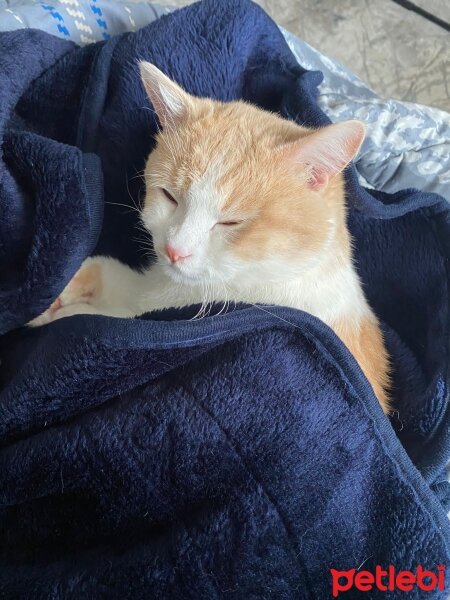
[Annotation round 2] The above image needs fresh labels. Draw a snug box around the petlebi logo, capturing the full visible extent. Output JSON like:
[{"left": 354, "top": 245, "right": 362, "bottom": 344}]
[{"left": 330, "top": 565, "right": 446, "bottom": 597}]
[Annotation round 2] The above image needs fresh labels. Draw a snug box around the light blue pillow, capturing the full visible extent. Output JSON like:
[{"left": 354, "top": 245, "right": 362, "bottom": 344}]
[{"left": 0, "top": 0, "right": 169, "bottom": 43}]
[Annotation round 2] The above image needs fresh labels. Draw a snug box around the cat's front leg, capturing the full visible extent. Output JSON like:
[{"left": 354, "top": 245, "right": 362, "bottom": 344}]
[
  {"left": 30, "top": 301, "right": 114, "bottom": 325},
  {"left": 29, "top": 256, "right": 145, "bottom": 326}
]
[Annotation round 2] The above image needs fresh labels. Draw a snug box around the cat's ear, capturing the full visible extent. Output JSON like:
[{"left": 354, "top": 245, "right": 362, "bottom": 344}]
[
  {"left": 139, "top": 61, "right": 194, "bottom": 129},
  {"left": 284, "top": 120, "right": 365, "bottom": 190}
]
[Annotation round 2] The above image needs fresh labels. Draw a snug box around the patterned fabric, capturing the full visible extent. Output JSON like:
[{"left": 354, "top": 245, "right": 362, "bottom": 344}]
[
  {"left": 283, "top": 31, "right": 450, "bottom": 201},
  {"left": 0, "top": 0, "right": 449, "bottom": 202},
  {"left": 0, "top": 0, "right": 169, "bottom": 44}
]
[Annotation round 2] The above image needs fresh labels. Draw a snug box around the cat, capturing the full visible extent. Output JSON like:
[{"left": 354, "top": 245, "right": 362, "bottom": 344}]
[{"left": 31, "top": 61, "right": 390, "bottom": 412}]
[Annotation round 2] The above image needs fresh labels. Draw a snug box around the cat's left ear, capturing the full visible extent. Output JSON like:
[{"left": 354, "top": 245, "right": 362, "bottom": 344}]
[
  {"left": 139, "top": 61, "right": 194, "bottom": 129},
  {"left": 283, "top": 120, "right": 365, "bottom": 190}
]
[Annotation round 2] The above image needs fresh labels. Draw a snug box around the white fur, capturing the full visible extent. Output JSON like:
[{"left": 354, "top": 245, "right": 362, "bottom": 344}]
[
  {"left": 37, "top": 250, "right": 370, "bottom": 330},
  {"left": 141, "top": 159, "right": 243, "bottom": 285}
]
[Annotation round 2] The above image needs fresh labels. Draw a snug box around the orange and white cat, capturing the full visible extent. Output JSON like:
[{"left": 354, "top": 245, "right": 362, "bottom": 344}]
[{"left": 32, "top": 62, "right": 390, "bottom": 411}]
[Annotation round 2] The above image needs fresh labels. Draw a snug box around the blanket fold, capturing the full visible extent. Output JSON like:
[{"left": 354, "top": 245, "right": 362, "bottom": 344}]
[{"left": 0, "top": 0, "right": 449, "bottom": 597}]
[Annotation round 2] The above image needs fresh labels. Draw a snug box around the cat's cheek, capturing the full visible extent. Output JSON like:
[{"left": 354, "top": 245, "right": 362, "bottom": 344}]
[
  {"left": 140, "top": 206, "right": 162, "bottom": 231},
  {"left": 145, "top": 232, "right": 166, "bottom": 260},
  {"left": 142, "top": 217, "right": 169, "bottom": 244}
]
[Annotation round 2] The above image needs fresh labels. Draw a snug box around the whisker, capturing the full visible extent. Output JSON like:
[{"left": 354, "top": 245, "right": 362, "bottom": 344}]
[
  {"left": 247, "top": 303, "right": 304, "bottom": 331},
  {"left": 105, "top": 201, "right": 142, "bottom": 214}
]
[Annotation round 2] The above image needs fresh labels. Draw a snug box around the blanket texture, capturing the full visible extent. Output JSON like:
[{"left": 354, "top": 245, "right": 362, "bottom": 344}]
[{"left": 0, "top": 0, "right": 449, "bottom": 597}]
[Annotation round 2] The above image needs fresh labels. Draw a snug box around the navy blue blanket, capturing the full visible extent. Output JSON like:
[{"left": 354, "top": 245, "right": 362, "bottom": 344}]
[{"left": 1, "top": 0, "right": 449, "bottom": 597}]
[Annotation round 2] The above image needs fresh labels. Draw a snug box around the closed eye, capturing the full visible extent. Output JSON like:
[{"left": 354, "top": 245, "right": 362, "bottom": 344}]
[
  {"left": 161, "top": 188, "right": 178, "bottom": 205},
  {"left": 217, "top": 220, "right": 243, "bottom": 226}
]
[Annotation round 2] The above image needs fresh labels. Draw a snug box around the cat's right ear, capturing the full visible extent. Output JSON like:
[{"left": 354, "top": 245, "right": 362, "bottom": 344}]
[{"left": 139, "top": 61, "right": 194, "bottom": 129}]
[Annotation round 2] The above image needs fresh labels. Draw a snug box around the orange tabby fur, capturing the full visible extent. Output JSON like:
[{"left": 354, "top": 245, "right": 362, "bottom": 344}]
[
  {"left": 33, "top": 63, "right": 391, "bottom": 412},
  {"left": 147, "top": 98, "right": 390, "bottom": 410}
]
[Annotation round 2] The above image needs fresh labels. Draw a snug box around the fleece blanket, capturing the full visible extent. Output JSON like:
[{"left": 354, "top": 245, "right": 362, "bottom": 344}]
[{"left": 0, "top": 0, "right": 449, "bottom": 597}]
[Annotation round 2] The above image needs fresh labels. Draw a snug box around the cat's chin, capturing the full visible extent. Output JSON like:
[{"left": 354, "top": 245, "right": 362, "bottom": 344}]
[{"left": 161, "top": 263, "right": 203, "bottom": 287}]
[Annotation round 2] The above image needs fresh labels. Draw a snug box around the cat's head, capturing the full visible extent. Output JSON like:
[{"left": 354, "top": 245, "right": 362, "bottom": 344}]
[{"left": 139, "top": 62, "right": 365, "bottom": 287}]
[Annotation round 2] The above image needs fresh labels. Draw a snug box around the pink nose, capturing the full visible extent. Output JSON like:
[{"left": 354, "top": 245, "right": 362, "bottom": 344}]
[{"left": 165, "top": 244, "right": 192, "bottom": 263}]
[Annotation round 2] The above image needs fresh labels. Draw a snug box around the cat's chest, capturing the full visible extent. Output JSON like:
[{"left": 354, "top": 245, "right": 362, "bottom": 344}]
[
  {"left": 148, "top": 264, "right": 368, "bottom": 326},
  {"left": 227, "top": 276, "right": 363, "bottom": 324}
]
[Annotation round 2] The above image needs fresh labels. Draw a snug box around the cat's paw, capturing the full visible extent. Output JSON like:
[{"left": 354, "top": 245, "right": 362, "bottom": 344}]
[
  {"left": 28, "top": 259, "right": 103, "bottom": 327},
  {"left": 28, "top": 297, "right": 64, "bottom": 327}
]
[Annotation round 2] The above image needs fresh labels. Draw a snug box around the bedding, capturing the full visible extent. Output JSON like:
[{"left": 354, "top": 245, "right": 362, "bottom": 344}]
[
  {"left": 1, "top": 0, "right": 449, "bottom": 203},
  {"left": 0, "top": 0, "right": 449, "bottom": 597}
]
